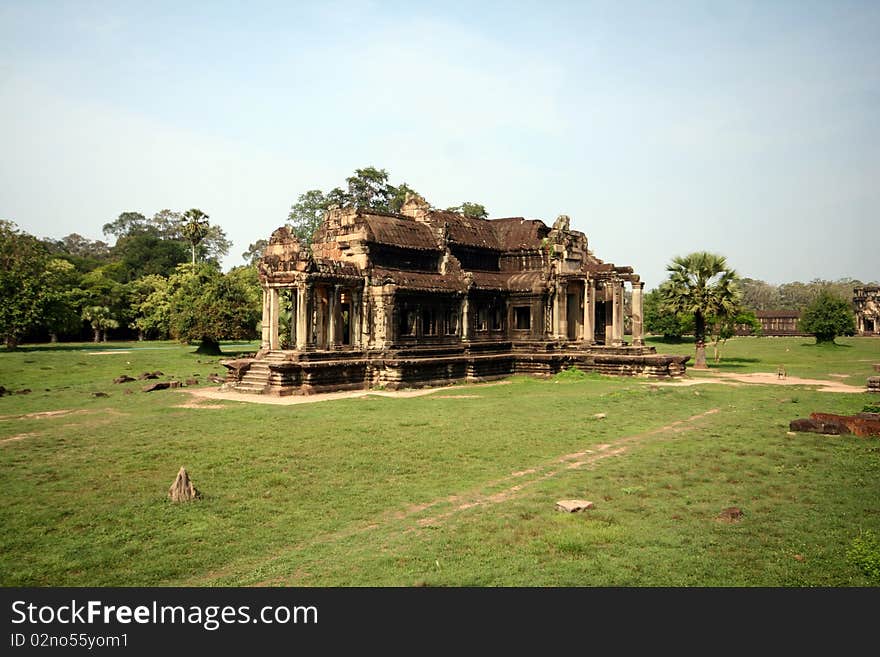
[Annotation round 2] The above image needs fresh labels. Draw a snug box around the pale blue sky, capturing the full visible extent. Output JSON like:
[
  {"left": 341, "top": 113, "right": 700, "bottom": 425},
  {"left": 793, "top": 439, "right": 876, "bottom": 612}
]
[{"left": 1, "top": 1, "right": 877, "bottom": 288}]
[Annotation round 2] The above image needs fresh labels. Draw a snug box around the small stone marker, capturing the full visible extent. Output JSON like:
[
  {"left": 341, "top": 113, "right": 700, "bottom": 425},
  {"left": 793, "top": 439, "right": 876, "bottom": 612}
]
[
  {"left": 168, "top": 467, "right": 201, "bottom": 502},
  {"left": 556, "top": 499, "right": 595, "bottom": 513}
]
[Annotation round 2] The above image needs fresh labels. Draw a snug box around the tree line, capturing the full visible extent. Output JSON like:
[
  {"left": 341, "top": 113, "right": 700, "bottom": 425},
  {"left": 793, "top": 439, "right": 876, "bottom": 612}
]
[
  {"left": 0, "top": 211, "right": 258, "bottom": 353},
  {"left": 1, "top": 167, "right": 490, "bottom": 351}
]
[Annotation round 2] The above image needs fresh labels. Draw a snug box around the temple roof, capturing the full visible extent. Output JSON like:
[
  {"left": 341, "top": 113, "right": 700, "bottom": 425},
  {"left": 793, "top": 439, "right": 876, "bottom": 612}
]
[{"left": 363, "top": 214, "right": 439, "bottom": 251}]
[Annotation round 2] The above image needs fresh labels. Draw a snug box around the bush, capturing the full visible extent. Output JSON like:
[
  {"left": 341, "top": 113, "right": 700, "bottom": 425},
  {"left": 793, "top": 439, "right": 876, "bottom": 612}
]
[
  {"left": 799, "top": 290, "right": 856, "bottom": 343},
  {"left": 846, "top": 530, "right": 880, "bottom": 580}
]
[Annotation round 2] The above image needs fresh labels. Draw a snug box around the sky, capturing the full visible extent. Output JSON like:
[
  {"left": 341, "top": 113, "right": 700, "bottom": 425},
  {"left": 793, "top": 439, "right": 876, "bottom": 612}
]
[{"left": 1, "top": 0, "right": 877, "bottom": 290}]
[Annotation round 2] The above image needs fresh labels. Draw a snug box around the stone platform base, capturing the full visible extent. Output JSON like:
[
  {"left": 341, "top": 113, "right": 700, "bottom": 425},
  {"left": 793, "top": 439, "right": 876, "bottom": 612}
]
[{"left": 222, "top": 344, "right": 690, "bottom": 396}]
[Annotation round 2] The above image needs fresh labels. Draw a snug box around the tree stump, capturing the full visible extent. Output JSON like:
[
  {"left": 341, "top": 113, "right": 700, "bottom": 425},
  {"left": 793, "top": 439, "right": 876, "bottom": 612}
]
[{"left": 168, "top": 467, "right": 201, "bottom": 502}]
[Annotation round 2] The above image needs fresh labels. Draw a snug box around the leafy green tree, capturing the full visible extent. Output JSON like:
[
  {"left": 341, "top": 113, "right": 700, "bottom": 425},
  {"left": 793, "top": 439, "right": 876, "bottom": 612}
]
[
  {"left": 388, "top": 182, "right": 421, "bottom": 213},
  {"left": 102, "top": 212, "right": 149, "bottom": 240},
  {"left": 288, "top": 189, "right": 333, "bottom": 245},
  {"left": 0, "top": 221, "right": 53, "bottom": 349},
  {"left": 446, "top": 202, "right": 489, "bottom": 219},
  {"left": 643, "top": 287, "right": 694, "bottom": 340},
  {"left": 346, "top": 166, "right": 392, "bottom": 211},
  {"left": 81, "top": 305, "right": 119, "bottom": 343},
  {"left": 113, "top": 232, "right": 189, "bottom": 281},
  {"left": 708, "top": 309, "right": 760, "bottom": 363},
  {"left": 124, "top": 275, "right": 169, "bottom": 340},
  {"left": 40, "top": 259, "right": 84, "bottom": 342},
  {"left": 162, "top": 264, "right": 260, "bottom": 354},
  {"left": 181, "top": 209, "right": 211, "bottom": 265},
  {"left": 660, "top": 252, "right": 740, "bottom": 369},
  {"left": 799, "top": 290, "right": 856, "bottom": 343},
  {"left": 242, "top": 239, "right": 268, "bottom": 265}
]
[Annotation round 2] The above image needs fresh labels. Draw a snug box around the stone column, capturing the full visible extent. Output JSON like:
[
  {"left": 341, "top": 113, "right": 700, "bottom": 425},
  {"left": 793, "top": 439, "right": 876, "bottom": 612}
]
[
  {"left": 558, "top": 282, "right": 568, "bottom": 341},
  {"left": 290, "top": 288, "right": 299, "bottom": 349},
  {"left": 604, "top": 284, "right": 613, "bottom": 345},
  {"left": 632, "top": 281, "right": 644, "bottom": 346},
  {"left": 268, "top": 287, "right": 280, "bottom": 350},
  {"left": 351, "top": 288, "right": 361, "bottom": 348},
  {"left": 461, "top": 295, "right": 471, "bottom": 341},
  {"left": 611, "top": 281, "right": 624, "bottom": 346},
  {"left": 295, "top": 283, "right": 311, "bottom": 349},
  {"left": 328, "top": 285, "right": 338, "bottom": 347},
  {"left": 584, "top": 279, "right": 595, "bottom": 344},
  {"left": 260, "top": 288, "right": 270, "bottom": 350}
]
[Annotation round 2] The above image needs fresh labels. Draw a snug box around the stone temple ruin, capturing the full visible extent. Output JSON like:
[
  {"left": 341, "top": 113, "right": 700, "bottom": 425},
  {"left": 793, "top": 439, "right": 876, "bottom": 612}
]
[
  {"left": 854, "top": 286, "right": 880, "bottom": 336},
  {"left": 223, "top": 194, "right": 689, "bottom": 395}
]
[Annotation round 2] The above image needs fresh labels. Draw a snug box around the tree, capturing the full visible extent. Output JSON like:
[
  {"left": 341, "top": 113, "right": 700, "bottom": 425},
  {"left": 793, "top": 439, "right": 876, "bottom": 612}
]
[
  {"left": 113, "top": 232, "right": 189, "bottom": 281},
  {"left": 446, "top": 202, "right": 489, "bottom": 219},
  {"left": 288, "top": 189, "right": 333, "bottom": 245},
  {"left": 799, "top": 290, "right": 856, "bottom": 343},
  {"left": 346, "top": 166, "right": 392, "bottom": 211},
  {"left": 102, "top": 212, "right": 149, "bottom": 240},
  {"left": 40, "top": 259, "right": 84, "bottom": 342},
  {"left": 0, "top": 221, "right": 52, "bottom": 349},
  {"left": 660, "top": 252, "right": 740, "bottom": 369},
  {"left": 162, "top": 264, "right": 260, "bottom": 354},
  {"left": 708, "top": 309, "right": 760, "bottom": 363},
  {"left": 81, "top": 305, "right": 119, "bottom": 343},
  {"left": 242, "top": 239, "right": 268, "bottom": 265},
  {"left": 643, "top": 287, "right": 694, "bottom": 340},
  {"left": 181, "top": 209, "right": 211, "bottom": 265}
]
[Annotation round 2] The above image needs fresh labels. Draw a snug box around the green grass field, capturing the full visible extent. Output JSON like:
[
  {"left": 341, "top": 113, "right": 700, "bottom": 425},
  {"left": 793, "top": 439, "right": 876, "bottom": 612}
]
[{"left": 1, "top": 337, "right": 878, "bottom": 586}]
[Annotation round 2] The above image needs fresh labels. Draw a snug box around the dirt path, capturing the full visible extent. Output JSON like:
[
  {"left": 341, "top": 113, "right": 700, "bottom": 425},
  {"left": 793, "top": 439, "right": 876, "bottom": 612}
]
[
  {"left": 187, "top": 407, "right": 719, "bottom": 586},
  {"left": 649, "top": 371, "right": 865, "bottom": 393},
  {"left": 183, "top": 380, "right": 511, "bottom": 406}
]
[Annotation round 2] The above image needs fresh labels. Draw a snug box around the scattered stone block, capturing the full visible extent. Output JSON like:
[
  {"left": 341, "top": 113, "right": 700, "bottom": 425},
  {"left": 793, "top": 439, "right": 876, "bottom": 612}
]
[
  {"left": 0, "top": 386, "right": 7, "bottom": 397},
  {"left": 208, "top": 374, "right": 225, "bottom": 384},
  {"left": 16, "top": 388, "right": 31, "bottom": 395},
  {"left": 142, "top": 382, "right": 171, "bottom": 392},
  {"left": 592, "top": 413, "right": 606, "bottom": 420},
  {"left": 717, "top": 506, "right": 744, "bottom": 522},
  {"left": 868, "top": 376, "right": 880, "bottom": 393},
  {"left": 113, "top": 375, "right": 135, "bottom": 384},
  {"left": 138, "top": 372, "right": 159, "bottom": 380},
  {"left": 168, "top": 467, "right": 201, "bottom": 502},
  {"left": 91, "top": 391, "right": 109, "bottom": 398},
  {"left": 556, "top": 499, "right": 595, "bottom": 513},
  {"left": 169, "top": 381, "right": 181, "bottom": 388},
  {"left": 873, "top": 364, "right": 880, "bottom": 373},
  {"left": 185, "top": 378, "right": 199, "bottom": 385},
  {"left": 124, "top": 389, "right": 133, "bottom": 395}
]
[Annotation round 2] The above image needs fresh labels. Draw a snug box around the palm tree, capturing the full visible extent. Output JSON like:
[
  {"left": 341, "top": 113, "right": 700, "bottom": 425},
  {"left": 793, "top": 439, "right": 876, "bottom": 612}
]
[
  {"left": 661, "top": 252, "right": 740, "bottom": 369},
  {"left": 181, "top": 209, "right": 211, "bottom": 265}
]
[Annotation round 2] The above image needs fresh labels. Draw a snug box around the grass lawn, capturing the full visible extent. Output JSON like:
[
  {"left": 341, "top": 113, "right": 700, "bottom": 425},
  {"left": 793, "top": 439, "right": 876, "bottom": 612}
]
[{"left": 1, "top": 337, "right": 878, "bottom": 586}]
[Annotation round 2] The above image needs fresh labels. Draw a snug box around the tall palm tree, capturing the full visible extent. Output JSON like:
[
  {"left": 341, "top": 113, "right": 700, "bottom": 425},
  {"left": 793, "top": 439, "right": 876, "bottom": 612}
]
[
  {"left": 181, "top": 209, "right": 210, "bottom": 265},
  {"left": 661, "top": 252, "right": 740, "bottom": 369}
]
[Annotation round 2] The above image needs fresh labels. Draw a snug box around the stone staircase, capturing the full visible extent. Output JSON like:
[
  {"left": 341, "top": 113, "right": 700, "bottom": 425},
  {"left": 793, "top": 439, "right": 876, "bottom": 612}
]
[{"left": 234, "top": 351, "right": 288, "bottom": 394}]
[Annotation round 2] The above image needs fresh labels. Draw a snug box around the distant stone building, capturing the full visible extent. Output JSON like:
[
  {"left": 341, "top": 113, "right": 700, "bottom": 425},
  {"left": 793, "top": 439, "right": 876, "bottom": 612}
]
[
  {"left": 755, "top": 310, "right": 803, "bottom": 336},
  {"left": 854, "top": 286, "right": 880, "bottom": 336},
  {"left": 223, "top": 194, "right": 688, "bottom": 395}
]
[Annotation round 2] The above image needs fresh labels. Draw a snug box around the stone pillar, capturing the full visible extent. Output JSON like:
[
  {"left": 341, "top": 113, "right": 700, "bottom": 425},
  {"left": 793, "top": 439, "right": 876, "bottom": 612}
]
[
  {"left": 351, "top": 288, "right": 361, "bottom": 348},
  {"left": 584, "top": 279, "right": 595, "bottom": 344},
  {"left": 290, "top": 288, "right": 299, "bottom": 349},
  {"left": 268, "top": 287, "right": 280, "bottom": 351},
  {"left": 552, "top": 283, "right": 560, "bottom": 339},
  {"left": 295, "top": 283, "right": 312, "bottom": 349},
  {"left": 260, "top": 288, "right": 270, "bottom": 350},
  {"left": 461, "top": 295, "right": 471, "bottom": 341},
  {"left": 328, "top": 285, "right": 338, "bottom": 347},
  {"left": 632, "top": 281, "right": 644, "bottom": 346},
  {"left": 557, "top": 282, "right": 568, "bottom": 341},
  {"left": 604, "top": 284, "right": 614, "bottom": 345},
  {"left": 611, "top": 281, "right": 624, "bottom": 346}
]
